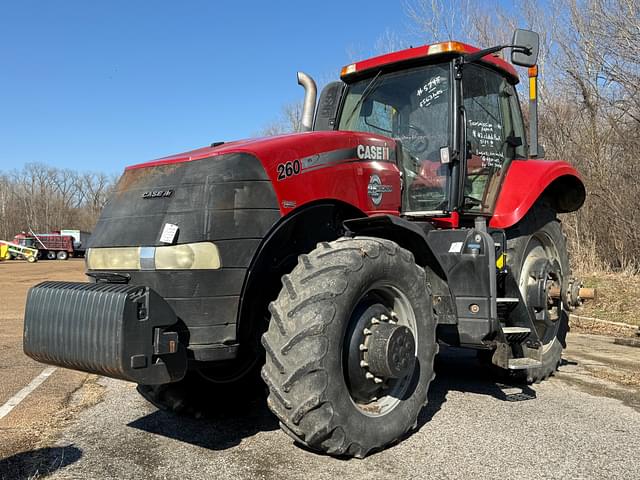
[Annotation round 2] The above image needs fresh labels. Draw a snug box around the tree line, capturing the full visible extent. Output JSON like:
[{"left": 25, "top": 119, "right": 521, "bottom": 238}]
[{"left": 0, "top": 163, "right": 115, "bottom": 241}]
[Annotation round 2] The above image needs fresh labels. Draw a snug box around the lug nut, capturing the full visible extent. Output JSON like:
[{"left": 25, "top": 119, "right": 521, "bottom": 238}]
[
  {"left": 360, "top": 360, "right": 368, "bottom": 367},
  {"left": 371, "top": 317, "right": 380, "bottom": 324},
  {"left": 359, "top": 344, "right": 367, "bottom": 351},
  {"left": 365, "top": 372, "right": 375, "bottom": 379},
  {"left": 363, "top": 328, "right": 372, "bottom": 335},
  {"left": 380, "top": 314, "right": 389, "bottom": 322},
  {"left": 374, "top": 377, "right": 384, "bottom": 384}
]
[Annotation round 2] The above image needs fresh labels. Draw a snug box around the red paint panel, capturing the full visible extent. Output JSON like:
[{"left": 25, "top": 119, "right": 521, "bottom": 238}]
[
  {"left": 259, "top": 132, "right": 401, "bottom": 216},
  {"left": 489, "top": 160, "right": 583, "bottom": 229},
  {"left": 342, "top": 41, "right": 519, "bottom": 83}
]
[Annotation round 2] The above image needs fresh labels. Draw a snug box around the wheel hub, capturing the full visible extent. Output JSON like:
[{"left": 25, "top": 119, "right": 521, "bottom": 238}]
[
  {"left": 364, "top": 322, "right": 416, "bottom": 379},
  {"left": 344, "top": 296, "right": 417, "bottom": 404},
  {"left": 525, "top": 257, "right": 561, "bottom": 311}
]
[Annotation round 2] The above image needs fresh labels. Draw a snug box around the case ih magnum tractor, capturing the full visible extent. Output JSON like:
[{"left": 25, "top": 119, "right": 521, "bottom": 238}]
[{"left": 24, "top": 30, "right": 592, "bottom": 457}]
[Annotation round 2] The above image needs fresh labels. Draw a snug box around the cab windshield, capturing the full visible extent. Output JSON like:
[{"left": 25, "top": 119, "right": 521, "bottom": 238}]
[{"left": 338, "top": 63, "right": 451, "bottom": 212}]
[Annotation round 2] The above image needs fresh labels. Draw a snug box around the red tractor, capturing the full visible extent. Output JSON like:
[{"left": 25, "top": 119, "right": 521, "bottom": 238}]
[{"left": 24, "top": 30, "right": 592, "bottom": 457}]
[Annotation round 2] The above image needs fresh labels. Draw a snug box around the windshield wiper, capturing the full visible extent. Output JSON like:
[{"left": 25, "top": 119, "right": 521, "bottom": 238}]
[{"left": 342, "top": 70, "right": 383, "bottom": 128}]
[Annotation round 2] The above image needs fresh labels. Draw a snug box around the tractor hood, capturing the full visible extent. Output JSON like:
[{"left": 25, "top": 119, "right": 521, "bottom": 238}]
[
  {"left": 121, "top": 130, "right": 402, "bottom": 218},
  {"left": 126, "top": 131, "right": 397, "bottom": 173},
  {"left": 91, "top": 130, "right": 400, "bottom": 250}
]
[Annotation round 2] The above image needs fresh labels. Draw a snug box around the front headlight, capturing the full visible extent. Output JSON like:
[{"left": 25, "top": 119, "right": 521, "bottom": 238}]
[
  {"left": 155, "top": 243, "right": 220, "bottom": 270},
  {"left": 86, "top": 247, "right": 141, "bottom": 270},
  {"left": 86, "top": 242, "right": 221, "bottom": 270}
]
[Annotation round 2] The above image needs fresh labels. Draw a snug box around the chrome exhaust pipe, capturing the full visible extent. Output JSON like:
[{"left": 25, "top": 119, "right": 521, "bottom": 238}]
[{"left": 297, "top": 71, "right": 317, "bottom": 132}]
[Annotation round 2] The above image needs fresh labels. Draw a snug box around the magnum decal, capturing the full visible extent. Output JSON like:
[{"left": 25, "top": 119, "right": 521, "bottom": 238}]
[{"left": 367, "top": 174, "right": 393, "bottom": 205}]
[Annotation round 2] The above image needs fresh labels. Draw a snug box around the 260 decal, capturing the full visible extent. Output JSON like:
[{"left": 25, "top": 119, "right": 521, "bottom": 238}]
[{"left": 276, "top": 160, "right": 302, "bottom": 180}]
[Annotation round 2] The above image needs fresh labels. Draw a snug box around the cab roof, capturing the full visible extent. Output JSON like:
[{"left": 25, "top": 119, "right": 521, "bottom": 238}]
[{"left": 341, "top": 41, "right": 519, "bottom": 83}]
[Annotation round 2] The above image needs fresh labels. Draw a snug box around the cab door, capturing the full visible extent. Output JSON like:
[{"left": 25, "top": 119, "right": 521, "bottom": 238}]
[{"left": 461, "top": 64, "right": 527, "bottom": 215}]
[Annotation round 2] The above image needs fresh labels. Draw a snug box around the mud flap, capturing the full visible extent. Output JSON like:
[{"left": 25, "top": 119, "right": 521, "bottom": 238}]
[{"left": 23, "top": 281, "right": 187, "bottom": 385}]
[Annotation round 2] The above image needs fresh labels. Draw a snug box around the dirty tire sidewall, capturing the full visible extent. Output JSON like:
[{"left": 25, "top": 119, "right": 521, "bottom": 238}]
[
  {"left": 506, "top": 206, "right": 569, "bottom": 383},
  {"left": 261, "top": 237, "right": 437, "bottom": 458}
]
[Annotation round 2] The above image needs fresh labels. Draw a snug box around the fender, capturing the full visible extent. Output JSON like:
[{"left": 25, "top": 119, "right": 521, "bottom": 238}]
[
  {"left": 343, "top": 215, "right": 446, "bottom": 280},
  {"left": 490, "top": 160, "right": 586, "bottom": 229},
  {"left": 236, "top": 200, "right": 365, "bottom": 344}
]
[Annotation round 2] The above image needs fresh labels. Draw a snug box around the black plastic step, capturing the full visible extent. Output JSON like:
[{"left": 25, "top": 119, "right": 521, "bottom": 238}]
[
  {"left": 502, "top": 326, "right": 531, "bottom": 343},
  {"left": 508, "top": 357, "right": 543, "bottom": 370}
]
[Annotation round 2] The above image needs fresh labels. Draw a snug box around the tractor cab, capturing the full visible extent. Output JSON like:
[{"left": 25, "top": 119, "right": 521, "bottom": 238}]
[{"left": 315, "top": 31, "right": 539, "bottom": 223}]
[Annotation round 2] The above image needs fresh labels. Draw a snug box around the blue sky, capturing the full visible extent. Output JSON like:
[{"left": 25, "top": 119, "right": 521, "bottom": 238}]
[{"left": 0, "top": 1, "right": 416, "bottom": 174}]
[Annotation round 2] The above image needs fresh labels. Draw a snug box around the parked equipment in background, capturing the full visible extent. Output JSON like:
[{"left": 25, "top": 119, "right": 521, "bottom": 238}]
[
  {"left": 12, "top": 229, "right": 90, "bottom": 260},
  {"left": 60, "top": 229, "right": 91, "bottom": 254},
  {"left": 0, "top": 240, "right": 37, "bottom": 262},
  {"left": 24, "top": 30, "right": 595, "bottom": 458}
]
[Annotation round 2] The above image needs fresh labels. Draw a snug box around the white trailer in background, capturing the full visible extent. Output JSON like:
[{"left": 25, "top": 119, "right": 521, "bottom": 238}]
[{"left": 60, "top": 230, "right": 91, "bottom": 255}]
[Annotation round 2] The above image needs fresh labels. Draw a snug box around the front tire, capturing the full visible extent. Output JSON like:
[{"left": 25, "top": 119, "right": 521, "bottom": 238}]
[{"left": 262, "top": 237, "right": 437, "bottom": 458}]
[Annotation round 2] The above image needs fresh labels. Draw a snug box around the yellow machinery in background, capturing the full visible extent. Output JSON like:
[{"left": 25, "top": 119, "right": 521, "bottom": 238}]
[{"left": 0, "top": 240, "right": 38, "bottom": 262}]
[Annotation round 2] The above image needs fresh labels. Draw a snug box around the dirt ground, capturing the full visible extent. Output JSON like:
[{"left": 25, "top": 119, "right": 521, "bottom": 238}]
[{"left": 0, "top": 259, "right": 97, "bottom": 461}]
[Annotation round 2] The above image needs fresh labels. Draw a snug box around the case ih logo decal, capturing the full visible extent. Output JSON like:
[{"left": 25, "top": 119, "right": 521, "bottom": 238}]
[
  {"left": 142, "top": 190, "right": 173, "bottom": 199},
  {"left": 357, "top": 144, "right": 390, "bottom": 161},
  {"left": 276, "top": 146, "right": 396, "bottom": 182},
  {"left": 367, "top": 175, "right": 393, "bottom": 205}
]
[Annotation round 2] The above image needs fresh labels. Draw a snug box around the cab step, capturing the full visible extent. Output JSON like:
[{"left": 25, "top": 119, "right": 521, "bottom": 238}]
[
  {"left": 508, "top": 357, "right": 543, "bottom": 370},
  {"left": 502, "top": 326, "right": 531, "bottom": 343},
  {"left": 497, "top": 297, "right": 519, "bottom": 303},
  {"left": 497, "top": 297, "right": 520, "bottom": 319}
]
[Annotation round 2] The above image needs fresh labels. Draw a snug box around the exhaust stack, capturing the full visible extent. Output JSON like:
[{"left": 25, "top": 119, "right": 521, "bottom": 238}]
[{"left": 297, "top": 71, "right": 317, "bottom": 132}]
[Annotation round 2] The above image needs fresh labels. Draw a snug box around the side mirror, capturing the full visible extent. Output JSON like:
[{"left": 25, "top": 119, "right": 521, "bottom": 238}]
[
  {"left": 313, "top": 81, "right": 346, "bottom": 131},
  {"left": 511, "top": 29, "right": 539, "bottom": 67}
]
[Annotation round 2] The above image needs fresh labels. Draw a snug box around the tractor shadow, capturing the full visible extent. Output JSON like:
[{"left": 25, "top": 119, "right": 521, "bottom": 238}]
[
  {"left": 128, "top": 346, "right": 536, "bottom": 453},
  {"left": 418, "top": 345, "right": 537, "bottom": 427},
  {"left": 0, "top": 446, "right": 82, "bottom": 480},
  {"left": 127, "top": 396, "right": 279, "bottom": 451}
]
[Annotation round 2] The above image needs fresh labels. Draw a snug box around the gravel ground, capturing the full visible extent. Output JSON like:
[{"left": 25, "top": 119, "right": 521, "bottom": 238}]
[
  {"left": 2, "top": 260, "right": 639, "bottom": 479},
  {"left": 3, "top": 342, "right": 636, "bottom": 480}
]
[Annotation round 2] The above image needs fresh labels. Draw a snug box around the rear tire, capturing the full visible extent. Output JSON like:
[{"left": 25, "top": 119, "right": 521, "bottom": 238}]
[
  {"left": 56, "top": 251, "right": 69, "bottom": 260},
  {"left": 46, "top": 251, "right": 56, "bottom": 260},
  {"left": 506, "top": 206, "right": 569, "bottom": 383},
  {"left": 261, "top": 237, "right": 437, "bottom": 458}
]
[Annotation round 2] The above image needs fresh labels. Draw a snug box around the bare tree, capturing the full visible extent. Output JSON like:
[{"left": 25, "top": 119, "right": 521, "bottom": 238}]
[
  {"left": 260, "top": 101, "right": 304, "bottom": 136},
  {"left": 0, "top": 164, "right": 115, "bottom": 241}
]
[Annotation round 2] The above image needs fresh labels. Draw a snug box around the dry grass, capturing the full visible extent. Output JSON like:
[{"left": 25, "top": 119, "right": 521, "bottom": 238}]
[{"left": 575, "top": 271, "right": 640, "bottom": 327}]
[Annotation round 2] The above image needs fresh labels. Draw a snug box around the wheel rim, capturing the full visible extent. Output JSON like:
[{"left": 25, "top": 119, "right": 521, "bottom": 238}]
[
  {"left": 343, "top": 282, "right": 418, "bottom": 417},
  {"left": 518, "top": 232, "right": 564, "bottom": 348}
]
